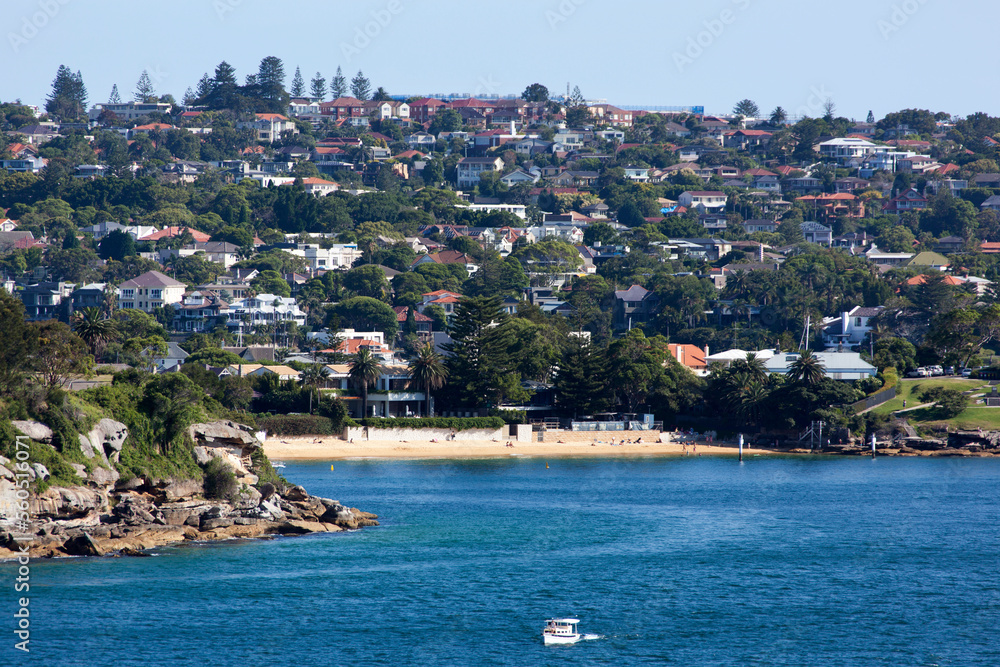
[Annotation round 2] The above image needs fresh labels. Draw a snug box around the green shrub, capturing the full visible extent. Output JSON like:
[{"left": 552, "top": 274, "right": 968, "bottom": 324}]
[
  {"left": 358, "top": 417, "right": 505, "bottom": 431},
  {"left": 919, "top": 387, "right": 968, "bottom": 419},
  {"left": 259, "top": 414, "right": 336, "bottom": 436},
  {"left": 203, "top": 457, "right": 237, "bottom": 500},
  {"left": 489, "top": 408, "right": 527, "bottom": 424},
  {"left": 317, "top": 396, "right": 351, "bottom": 431},
  {"left": 250, "top": 450, "right": 288, "bottom": 489}
]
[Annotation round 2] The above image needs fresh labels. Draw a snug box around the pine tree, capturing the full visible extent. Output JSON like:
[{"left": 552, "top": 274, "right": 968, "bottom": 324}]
[
  {"left": 182, "top": 87, "right": 196, "bottom": 106},
  {"left": 290, "top": 67, "right": 305, "bottom": 97},
  {"left": 555, "top": 338, "right": 609, "bottom": 418},
  {"left": 256, "top": 56, "right": 287, "bottom": 112},
  {"left": 350, "top": 70, "right": 371, "bottom": 101},
  {"left": 441, "top": 296, "right": 524, "bottom": 408},
  {"left": 195, "top": 73, "right": 213, "bottom": 100},
  {"left": 72, "top": 70, "right": 88, "bottom": 112},
  {"left": 330, "top": 66, "right": 346, "bottom": 99},
  {"left": 310, "top": 72, "right": 327, "bottom": 100},
  {"left": 867, "top": 110, "right": 875, "bottom": 124},
  {"left": 108, "top": 84, "right": 121, "bottom": 104},
  {"left": 213, "top": 61, "right": 237, "bottom": 88},
  {"left": 134, "top": 70, "right": 155, "bottom": 103},
  {"left": 45, "top": 65, "right": 87, "bottom": 120}
]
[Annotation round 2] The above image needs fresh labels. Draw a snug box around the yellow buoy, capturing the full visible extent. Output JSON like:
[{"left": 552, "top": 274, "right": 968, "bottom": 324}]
[
  {"left": 545, "top": 462, "right": 549, "bottom": 469},
  {"left": 330, "top": 465, "right": 335, "bottom": 471}
]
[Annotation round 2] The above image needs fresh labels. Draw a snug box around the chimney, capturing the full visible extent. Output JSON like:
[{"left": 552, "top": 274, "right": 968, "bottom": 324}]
[{"left": 704, "top": 345, "right": 710, "bottom": 359}]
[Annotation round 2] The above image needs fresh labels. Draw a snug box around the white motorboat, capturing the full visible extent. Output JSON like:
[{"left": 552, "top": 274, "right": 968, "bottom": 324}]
[
  {"left": 271, "top": 461, "right": 286, "bottom": 469},
  {"left": 543, "top": 618, "right": 582, "bottom": 645}
]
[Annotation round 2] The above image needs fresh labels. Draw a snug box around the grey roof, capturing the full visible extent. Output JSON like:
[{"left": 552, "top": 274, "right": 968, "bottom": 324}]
[
  {"left": 800, "top": 221, "right": 832, "bottom": 232},
  {"left": 765, "top": 351, "right": 875, "bottom": 372},
  {"left": 157, "top": 342, "right": 189, "bottom": 361},
  {"left": 458, "top": 157, "right": 502, "bottom": 164},
  {"left": 724, "top": 262, "right": 780, "bottom": 272},
  {"left": 119, "top": 270, "right": 185, "bottom": 289},
  {"left": 614, "top": 285, "right": 652, "bottom": 301}
]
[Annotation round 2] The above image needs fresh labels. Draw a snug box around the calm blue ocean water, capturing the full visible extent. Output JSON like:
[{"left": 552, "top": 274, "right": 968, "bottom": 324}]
[{"left": 4, "top": 456, "right": 1000, "bottom": 666}]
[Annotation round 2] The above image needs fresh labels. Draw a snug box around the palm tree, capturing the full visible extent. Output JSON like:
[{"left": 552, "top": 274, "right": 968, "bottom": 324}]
[
  {"left": 408, "top": 343, "right": 448, "bottom": 417},
  {"left": 349, "top": 348, "right": 382, "bottom": 419},
  {"left": 735, "top": 352, "right": 768, "bottom": 384},
  {"left": 789, "top": 349, "right": 826, "bottom": 385},
  {"left": 300, "top": 364, "right": 331, "bottom": 414},
  {"left": 101, "top": 284, "right": 117, "bottom": 317},
  {"left": 71, "top": 307, "right": 118, "bottom": 361}
]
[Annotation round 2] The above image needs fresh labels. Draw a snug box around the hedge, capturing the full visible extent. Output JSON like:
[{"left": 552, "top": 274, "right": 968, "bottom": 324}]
[
  {"left": 259, "top": 414, "right": 337, "bottom": 436},
  {"left": 358, "top": 417, "right": 505, "bottom": 431}
]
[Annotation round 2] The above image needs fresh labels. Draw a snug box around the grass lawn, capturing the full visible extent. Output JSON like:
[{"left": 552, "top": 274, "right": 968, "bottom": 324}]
[
  {"left": 872, "top": 378, "right": 990, "bottom": 415},
  {"left": 937, "top": 407, "right": 1000, "bottom": 430}
]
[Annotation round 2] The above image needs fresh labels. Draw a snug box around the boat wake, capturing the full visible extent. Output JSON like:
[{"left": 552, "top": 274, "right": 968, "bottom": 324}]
[{"left": 581, "top": 634, "right": 603, "bottom": 641}]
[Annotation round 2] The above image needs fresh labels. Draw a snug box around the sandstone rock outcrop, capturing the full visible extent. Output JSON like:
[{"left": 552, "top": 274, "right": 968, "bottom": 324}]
[{"left": 0, "top": 419, "right": 377, "bottom": 560}]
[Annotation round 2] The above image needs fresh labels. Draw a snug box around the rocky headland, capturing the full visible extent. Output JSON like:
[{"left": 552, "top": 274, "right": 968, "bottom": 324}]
[{"left": 0, "top": 419, "right": 377, "bottom": 560}]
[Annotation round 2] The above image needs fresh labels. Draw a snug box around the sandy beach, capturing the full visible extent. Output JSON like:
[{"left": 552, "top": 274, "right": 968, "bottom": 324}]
[{"left": 262, "top": 433, "right": 781, "bottom": 461}]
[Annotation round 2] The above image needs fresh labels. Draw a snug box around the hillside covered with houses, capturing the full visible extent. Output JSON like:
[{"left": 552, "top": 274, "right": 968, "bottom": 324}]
[{"left": 5, "top": 59, "right": 1000, "bottom": 442}]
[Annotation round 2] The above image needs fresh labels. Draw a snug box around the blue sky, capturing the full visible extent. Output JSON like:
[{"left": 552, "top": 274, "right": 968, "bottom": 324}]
[{"left": 2, "top": 0, "right": 996, "bottom": 120}]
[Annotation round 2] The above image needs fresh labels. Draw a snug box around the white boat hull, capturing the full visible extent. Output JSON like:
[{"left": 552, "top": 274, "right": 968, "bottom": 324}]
[{"left": 543, "top": 633, "right": 582, "bottom": 645}]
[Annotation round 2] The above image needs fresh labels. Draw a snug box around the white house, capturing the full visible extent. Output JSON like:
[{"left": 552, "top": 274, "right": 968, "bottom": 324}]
[
  {"left": 288, "top": 243, "right": 362, "bottom": 271},
  {"left": 818, "top": 137, "right": 877, "bottom": 165},
  {"left": 158, "top": 241, "right": 242, "bottom": 270},
  {"left": 821, "top": 306, "right": 885, "bottom": 350},
  {"left": 456, "top": 157, "right": 504, "bottom": 187},
  {"left": 236, "top": 113, "right": 298, "bottom": 143},
  {"left": 765, "top": 351, "right": 876, "bottom": 381},
  {"left": 80, "top": 221, "right": 156, "bottom": 241},
  {"left": 1, "top": 156, "right": 45, "bottom": 173},
  {"left": 465, "top": 203, "right": 528, "bottom": 220},
  {"left": 500, "top": 169, "right": 539, "bottom": 187},
  {"left": 117, "top": 271, "right": 186, "bottom": 312},
  {"left": 800, "top": 221, "right": 833, "bottom": 246},
  {"left": 678, "top": 191, "right": 727, "bottom": 212},
  {"left": 227, "top": 294, "right": 306, "bottom": 328},
  {"left": 298, "top": 177, "right": 339, "bottom": 196},
  {"left": 88, "top": 101, "right": 173, "bottom": 121},
  {"left": 623, "top": 165, "right": 650, "bottom": 182},
  {"left": 865, "top": 243, "right": 914, "bottom": 267}
]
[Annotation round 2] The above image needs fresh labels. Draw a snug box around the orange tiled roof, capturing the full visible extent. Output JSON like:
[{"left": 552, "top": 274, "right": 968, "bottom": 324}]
[{"left": 139, "top": 226, "right": 211, "bottom": 242}]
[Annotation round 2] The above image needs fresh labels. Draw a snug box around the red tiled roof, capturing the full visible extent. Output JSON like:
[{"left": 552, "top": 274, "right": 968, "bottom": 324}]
[
  {"left": 668, "top": 343, "right": 707, "bottom": 369},
  {"left": 393, "top": 306, "right": 433, "bottom": 322},
  {"left": 905, "top": 275, "right": 962, "bottom": 286},
  {"left": 139, "top": 226, "right": 211, "bottom": 242},
  {"left": 256, "top": 113, "right": 289, "bottom": 121}
]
